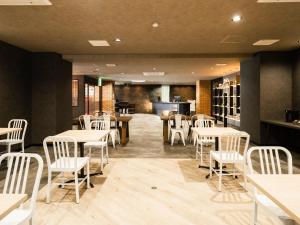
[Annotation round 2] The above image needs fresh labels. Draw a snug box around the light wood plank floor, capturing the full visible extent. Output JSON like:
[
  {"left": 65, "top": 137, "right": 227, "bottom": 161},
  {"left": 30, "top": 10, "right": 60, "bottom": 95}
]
[{"left": 33, "top": 158, "right": 282, "bottom": 225}]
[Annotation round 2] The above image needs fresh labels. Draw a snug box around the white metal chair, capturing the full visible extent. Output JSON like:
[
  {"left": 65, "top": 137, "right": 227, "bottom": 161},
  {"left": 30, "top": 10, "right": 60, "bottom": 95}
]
[
  {"left": 43, "top": 136, "right": 90, "bottom": 204},
  {"left": 84, "top": 120, "right": 109, "bottom": 172},
  {"left": 170, "top": 114, "right": 187, "bottom": 146},
  {"left": 209, "top": 132, "right": 250, "bottom": 192},
  {"left": 103, "top": 115, "right": 120, "bottom": 149},
  {"left": 0, "top": 153, "right": 43, "bottom": 225},
  {"left": 0, "top": 119, "right": 28, "bottom": 153},
  {"left": 195, "top": 119, "right": 215, "bottom": 164},
  {"left": 247, "top": 146, "right": 294, "bottom": 225}
]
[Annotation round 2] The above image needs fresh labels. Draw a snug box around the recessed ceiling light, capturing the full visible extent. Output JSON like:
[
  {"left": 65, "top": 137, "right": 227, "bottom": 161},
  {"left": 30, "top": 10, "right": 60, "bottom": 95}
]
[
  {"left": 120, "top": 72, "right": 125, "bottom": 75},
  {"left": 216, "top": 64, "right": 227, "bottom": 66},
  {"left": 143, "top": 72, "right": 165, "bottom": 76},
  {"left": 232, "top": 15, "right": 241, "bottom": 22},
  {"left": 0, "top": 0, "right": 52, "bottom": 5},
  {"left": 153, "top": 67, "right": 156, "bottom": 71},
  {"left": 191, "top": 72, "right": 195, "bottom": 74},
  {"left": 257, "top": 0, "right": 300, "bottom": 2},
  {"left": 88, "top": 40, "right": 110, "bottom": 47},
  {"left": 132, "top": 80, "right": 146, "bottom": 83},
  {"left": 106, "top": 64, "right": 116, "bottom": 67},
  {"left": 253, "top": 39, "right": 280, "bottom": 45},
  {"left": 152, "top": 22, "right": 159, "bottom": 28},
  {"left": 210, "top": 67, "right": 214, "bottom": 70},
  {"left": 115, "top": 38, "right": 121, "bottom": 42}
]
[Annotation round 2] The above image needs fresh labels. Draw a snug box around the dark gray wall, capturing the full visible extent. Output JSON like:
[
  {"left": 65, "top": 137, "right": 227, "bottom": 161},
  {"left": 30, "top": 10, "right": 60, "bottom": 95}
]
[
  {"left": 260, "top": 53, "right": 292, "bottom": 121},
  {"left": 170, "top": 85, "right": 196, "bottom": 101},
  {"left": 0, "top": 41, "right": 32, "bottom": 146},
  {"left": 31, "top": 53, "right": 72, "bottom": 144},
  {"left": 293, "top": 50, "right": 300, "bottom": 110},
  {"left": 240, "top": 56, "right": 261, "bottom": 143}
]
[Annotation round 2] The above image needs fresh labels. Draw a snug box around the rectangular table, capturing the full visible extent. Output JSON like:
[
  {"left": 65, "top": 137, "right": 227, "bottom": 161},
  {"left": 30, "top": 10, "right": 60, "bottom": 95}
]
[
  {"left": 247, "top": 174, "right": 300, "bottom": 224},
  {"left": 55, "top": 130, "right": 110, "bottom": 186},
  {"left": 0, "top": 194, "right": 27, "bottom": 220},
  {"left": 160, "top": 115, "right": 215, "bottom": 144},
  {"left": 0, "top": 128, "right": 22, "bottom": 136}
]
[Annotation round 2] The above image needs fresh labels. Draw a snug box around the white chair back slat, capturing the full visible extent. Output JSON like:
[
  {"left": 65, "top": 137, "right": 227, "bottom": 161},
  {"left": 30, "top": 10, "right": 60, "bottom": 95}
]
[
  {"left": 91, "top": 120, "right": 109, "bottom": 142},
  {"left": 0, "top": 153, "right": 43, "bottom": 210},
  {"left": 43, "top": 136, "right": 78, "bottom": 170},
  {"left": 174, "top": 114, "right": 182, "bottom": 129},
  {"left": 247, "top": 146, "right": 292, "bottom": 175},
  {"left": 7, "top": 119, "right": 28, "bottom": 141},
  {"left": 83, "top": 115, "right": 92, "bottom": 130},
  {"left": 196, "top": 119, "right": 215, "bottom": 143},
  {"left": 219, "top": 132, "right": 249, "bottom": 162}
]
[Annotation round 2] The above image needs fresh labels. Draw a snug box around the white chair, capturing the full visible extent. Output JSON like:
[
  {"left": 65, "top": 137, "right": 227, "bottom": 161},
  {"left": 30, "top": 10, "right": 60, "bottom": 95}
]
[
  {"left": 209, "top": 132, "right": 250, "bottom": 192},
  {"left": 190, "top": 114, "right": 205, "bottom": 144},
  {"left": 83, "top": 115, "right": 92, "bottom": 130},
  {"left": 247, "top": 146, "right": 294, "bottom": 225},
  {"left": 43, "top": 136, "right": 90, "bottom": 204},
  {"left": 0, "top": 153, "right": 43, "bottom": 225},
  {"left": 78, "top": 115, "right": 85, "bottom": 129},
  {"left": 84, "top": 120, "right": 109, "bottom": 172},
  {"left": 195, "top": 119, "right": 215, "bottom": 164},
  {"left": 170, "top": 114, "right": 186, "bottom": 146},
  {"left": 103, "top": 115, "right": 120, "bottom": 149},
  {"left": 0, "top": 119, "right": 28, "bottom": 153}
]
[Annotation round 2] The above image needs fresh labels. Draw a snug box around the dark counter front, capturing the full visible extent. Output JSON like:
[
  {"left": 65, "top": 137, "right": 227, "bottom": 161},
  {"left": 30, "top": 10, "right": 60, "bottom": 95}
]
[{"left": 152, "top": 102, "right": 191, "bottom": 115}]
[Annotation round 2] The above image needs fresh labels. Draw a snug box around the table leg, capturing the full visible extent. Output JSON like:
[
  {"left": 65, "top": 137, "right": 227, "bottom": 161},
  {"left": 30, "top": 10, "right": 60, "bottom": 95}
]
[
  {"left": 163, "top": 120, "right": 169, "bottom": 144},
  {"left": 121, "top": 121, "right": 128, "bottom": 146}
]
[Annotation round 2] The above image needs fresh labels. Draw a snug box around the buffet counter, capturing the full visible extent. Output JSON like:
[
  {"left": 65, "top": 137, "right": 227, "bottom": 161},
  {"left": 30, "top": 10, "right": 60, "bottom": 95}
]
[{"left": 152, "top": 102, "right": 191, "bottom": 115}]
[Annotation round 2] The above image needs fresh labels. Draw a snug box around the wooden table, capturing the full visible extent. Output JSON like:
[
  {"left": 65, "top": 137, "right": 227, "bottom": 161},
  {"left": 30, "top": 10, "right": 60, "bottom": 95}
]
[
  {"left": 160, "top": 115, "right": 215, "bottom": 144},
  {"left": 73, "top": 116, "right": 132, "bottom": 146},
  {"left": 55, "top": 130, "right": 110, "bottom": 186},
  {"left": 247, "top": 174, "right": 300, "bottom": 224},
  {"left": 0, "top": 128, "right": 22, "bottom": 136},
  {"left": 0, "top": 194, "right": 27, "bottom": 220}
]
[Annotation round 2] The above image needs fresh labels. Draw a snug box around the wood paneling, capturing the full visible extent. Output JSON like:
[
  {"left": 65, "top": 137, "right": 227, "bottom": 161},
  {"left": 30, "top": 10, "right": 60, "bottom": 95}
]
[
  {"left": 196, "top": 80, "right": 211, "bottom": 115},
  {"left": 102, "top": 81, "right": 115, "bottom": 113}
]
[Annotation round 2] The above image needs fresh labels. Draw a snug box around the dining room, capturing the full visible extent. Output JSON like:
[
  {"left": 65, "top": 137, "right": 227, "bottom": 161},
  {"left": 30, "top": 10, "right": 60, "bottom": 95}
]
[{"left": 1, "top": 1, "right": 300, "bottom": 225}]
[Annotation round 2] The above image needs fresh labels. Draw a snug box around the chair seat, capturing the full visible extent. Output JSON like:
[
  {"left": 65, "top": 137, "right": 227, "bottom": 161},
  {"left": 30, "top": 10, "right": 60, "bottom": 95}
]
[
  {"left": 84, "top": 141, "right": 107, "bottom": 148},
  {"left": 171, "top": 128, "right": 184, "bottom": 132},
  {"left": 50, "top": 157, "right": 89, "bottom": 172},
  {"left": 211, "top": 151, "right": 244, "bottom": 163},
  {"left": 0, "top": 208, "right": 31, "bottom": 225},
  {"left": 0, "top": 139, "right": 22, "bottom": 145}
]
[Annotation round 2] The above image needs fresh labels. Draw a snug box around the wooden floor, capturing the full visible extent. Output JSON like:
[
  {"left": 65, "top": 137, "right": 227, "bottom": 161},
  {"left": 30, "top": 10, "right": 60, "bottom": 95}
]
[{"left": 33, "top": 158, "right": 282, "bottom": 225}]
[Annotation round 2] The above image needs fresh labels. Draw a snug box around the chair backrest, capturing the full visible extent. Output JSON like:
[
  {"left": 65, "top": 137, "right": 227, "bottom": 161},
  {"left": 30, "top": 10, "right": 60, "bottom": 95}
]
[
  {"left": 195, "top": 119, "right": 215, "bottom": 128},
  {"left": 247, "top": 146, "right": 293, "bottom": 175},
  {"left": 78, "top": 115, "right": 85, "bottom": 129},
  {"left": 102, "top": 115, "right": 112, "bottom": 130},
  {"left": 43, "top": 136, "right": 79, "bottom": 170},
  {"left": 7, "top": 119, "right": 28, "bottom": 141},
  {"left": 90, "top": 120, "right": 109, "bottom": 142},
  {"left": 219, "top": 132, "right": 250, "bottom": 162},
  {"left": 83, "top": 115, "right": 92, "bottom": 130},
  {"left": 0, "top": 153, "right": 43, "bottom": 210}
]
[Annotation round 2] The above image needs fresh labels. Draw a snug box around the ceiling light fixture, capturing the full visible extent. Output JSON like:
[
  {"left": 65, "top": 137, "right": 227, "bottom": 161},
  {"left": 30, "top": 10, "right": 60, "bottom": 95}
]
[
  {"left": 216, "top": 63, "right": 227, "bottom": 66},
  {"left": 88, "top": 40, "right": 110, "bottom": 46},
  {"left": 257, "top": 0, "right": 300, "bottom": 2},
  {"left": 143, "top": 72, "right": 165, "bottom": 76},
  {"left": 0, "top": 0, "right": 52, "bottom": 5},
  {"left": 232, "top": 15, "right": 241, "bottom": 22},
  {"left": 191, "top": 72, "right": 195, "bottom": 74},
  {"left": 115, "top": 38, "right": 121, "bottom": 42},
  {"left": 106, "top": 64, "right": 116, "bottom": 67},
  {"left": 152, "top": 22, "right": 159, "bottom": 28},
  {"left": 132, "top": 80, "right": 146, "bottom": 83},
  {"left": 253, "top": 39, "right": 280, "bottom": 45}
]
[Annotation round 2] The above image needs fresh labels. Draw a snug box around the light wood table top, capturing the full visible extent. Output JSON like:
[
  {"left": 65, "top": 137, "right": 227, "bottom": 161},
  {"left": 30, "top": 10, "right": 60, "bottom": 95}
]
[
  {"left": 0, "top": 194, "right": 27, "bottom": 220},
  {"left": 247, "top": 174, "right": 300, "bottom": 224},
  {"left": 0, "top": 128, "right": 22, "bottom": 136},
  {"left": 191, "top": 127, "right": 240, "bottom": 137},
  {"left": 160, "top": 115, "right": 214, "bottom": 121},
  {"left": 55, "top": 130, "right": 110, "bottom": 143}
]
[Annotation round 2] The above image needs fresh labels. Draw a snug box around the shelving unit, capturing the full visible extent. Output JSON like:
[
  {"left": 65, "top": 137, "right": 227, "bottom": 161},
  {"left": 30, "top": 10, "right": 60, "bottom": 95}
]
[{"left": 211, "top": 74, "right": 240, "bottom": 127}]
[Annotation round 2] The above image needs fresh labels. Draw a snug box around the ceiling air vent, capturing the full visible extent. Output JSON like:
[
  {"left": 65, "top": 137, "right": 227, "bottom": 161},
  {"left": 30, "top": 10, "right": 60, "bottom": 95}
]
[
  {"left": 0, "top": 0, "right": 52, "bottom": 5},
  {"left": 220, "top": 35, "right": 243, "bottom": 44},
  {"left": 258, "top": 0, "right": 300, "bottom": 2}
]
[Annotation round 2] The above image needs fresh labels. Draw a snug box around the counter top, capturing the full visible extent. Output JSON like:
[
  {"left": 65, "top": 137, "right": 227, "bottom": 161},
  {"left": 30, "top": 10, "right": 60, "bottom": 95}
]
[
  {"left": 261, "top": 120, "right": 300, "bottom": 130},
  {"left": 153, "top": 102, "right": 191, "bottom": 104}
]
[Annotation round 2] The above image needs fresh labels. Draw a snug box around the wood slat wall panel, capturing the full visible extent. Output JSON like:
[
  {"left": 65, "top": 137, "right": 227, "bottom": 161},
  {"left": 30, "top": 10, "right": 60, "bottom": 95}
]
[{"left": 196, "top": 80, "right": 211, "bottom": 115}]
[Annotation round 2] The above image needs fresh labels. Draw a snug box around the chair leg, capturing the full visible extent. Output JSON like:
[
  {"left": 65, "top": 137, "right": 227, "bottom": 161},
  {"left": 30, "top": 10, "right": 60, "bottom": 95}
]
[
  {"left": 111, "top": 132, "right": 116, "bottom": 149},
  {"left": 196, "top": 142, "right": 199, "bottom": 160},
  {"left": 171, "top": 131, "right": 175, "bottom": 146},
  {"left": 193, "top": 133, "right": 197, "bottom": 146},
  {"left": 61, "top": 172, "right": 65, "bottom": 189},
  {"left": 29, "top": 217, "right": 33, "bottom": 225},
  {"left": 74, "top": 172, "right": 80, "bottom": 204},
  {"left": 253, "top": 200, "right": 258, "bottom": 225},
  {"left": 100, "top": 146, "right": 104, "bottom": 171},
  {"left": 117, "top": 130, "right": 120, "bottom": 144},
  {"left": 200, "top": 143, "right": 203, "bottom": 165},
  {"left": 87, "top": 162, "right": 91, "bottom": 189},
  {"left": 21, "top": 142, "right": 25, "bottom": 153},
  {"left": 46, "top": 172, "right": 52, "bottom": 204},
  {"left": 105, "top": 145, "right": 109, "bottom": 164},
  {"left": 181, "top": 132, "right": 185, "bottom": 146},
  {"left": 218, "top": 162, "right": 223, "bottom": 192},
  {"left": 209, "top": 153, "right": 212, "bottom": 179},
  {"left": 243, "top": 164, "right": 247, "bottom": 190},
  {"left": 7, "top": 144, "right": 11, "bottom": 154}
]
